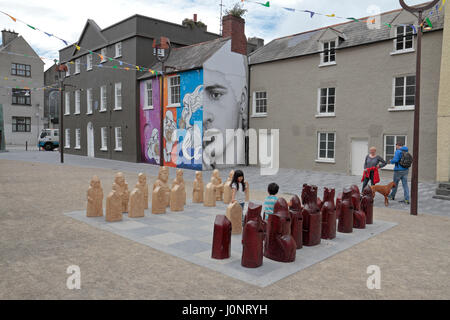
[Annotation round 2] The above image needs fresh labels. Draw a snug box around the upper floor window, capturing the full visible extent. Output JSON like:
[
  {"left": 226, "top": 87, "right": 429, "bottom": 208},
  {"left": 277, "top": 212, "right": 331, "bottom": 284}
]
[
  {"left": 318, "top": 88, "right": 335, "bottom": 115},
  {"left": 393, "top": 76, "right": 415, "bottom": 109},
  {"left": 144, "top": 80, "right": 153, "bottom": 110},
  {"left": 12, "top": 88, "right": 31, "bottom": 105},
  {"left": 12, "top": 116, "right": 31, "bottom": 132},
  {"left": 65, "top": 92, "right": 70, "bottom": 115},
  {"left": 100, "top": 85, "right": 107, "bottom": 112},
  {"left": 317, "top": 132, "right": 336, "bottom": 162},
  {"left": 86, "top": 88, "right": 93, "bottom": 114},
  {"left": 395, "top": 25, "right": 414, "bottom": 52},
  {"left": 101, "top": 48, "right": 107, "bottom": 63},
  {"left": 66, "top": 64, "right": 70, "bottom": 77},
  {"left": 11, "top": 63, "right": 31, "bottom": 77},
  {"left": 115, "top": 42, "right": 122, "bottom": 58},
  {"left": 75, "top": 90, "right": 81, "bottom": 114},
  {"left": 321, "top": 40, "right": 336, "bottom": 65},
  {"left": 115, "top": 82, "right": 122, "bottom": 110},
  {"left": 87, "top": 54, "right": 93, "bottom": 71},
  {"left": 253, "top": 91, "right": 267, "bottom": 116},
  {"left": 75, "top": 58, "right": 81, "bottom": 74},
  {"left": 168, "top": 75, "right": 180, "bottom": 106}
]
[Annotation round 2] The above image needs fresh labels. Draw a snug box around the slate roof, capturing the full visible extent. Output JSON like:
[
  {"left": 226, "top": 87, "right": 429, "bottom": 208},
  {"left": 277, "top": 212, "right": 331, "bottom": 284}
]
[
  {"left": 138, "top": 37, "right": 230, "bottom": 80},
  {"left": 249, "top": 5, "right": 445, "bottom": 65}
]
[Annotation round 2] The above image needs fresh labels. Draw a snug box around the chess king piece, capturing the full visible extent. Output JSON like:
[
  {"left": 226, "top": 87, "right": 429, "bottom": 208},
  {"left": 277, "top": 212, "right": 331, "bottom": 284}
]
[
  {"left": 128, "top": 186, "right": 145, "bottom": 218},
  {"left": 321, "top": 187, "right": 336, "bottom": 240},
  {"left": 361, "top": 185, "right": 374, "bottom": 224},
  {"left": 264, "top": 198, "right": 296, "bottom": 262},
  {"left": 289, "top": 195, "right": 303, "bottom": 249},
  {"left": 87, "top": 175, "right": 103, "bottom": 217},
  {"left": 113, "top": 172, "right": 129, "bottom": 213},
  {"left": 136, "top": 173, "right": 149, "bottom": 210},
  {"left": 153, "top": 166, "right": 171, "bottom": 207},
  {"left": 301, "top": 184, "right": 322, "bottom": 246},
  {"left": 105, "top": 184, "right": 123, "bottom": 222},
  {"left": 211, "top": 215, "right": 232, "bottom": 259},
  {"left": 352, "top": 186, "right": 366, "bottom": 229},
  {"left": 170, "top": 169, "right": 186, "bottom": 212},
  {"left": 211, "top": 169, "right": 224, "bottom": 201},
  {"left": 226, "top": 201, "right": 243, "bottom": 234},
  {"left": 338, "top": 187, "right": 354, "bottom": 233},
  {"left": 204, "top": 180, "right": 216, "bottom": 207},
  {"left": 223, "top": 170, "right": 234, "bottom": 204},
  {"left": 242, "top": 202, "right": 265, "bottom": 268},
  {"left": 192, "top": 171, "right": 204, "bottom": 203}
]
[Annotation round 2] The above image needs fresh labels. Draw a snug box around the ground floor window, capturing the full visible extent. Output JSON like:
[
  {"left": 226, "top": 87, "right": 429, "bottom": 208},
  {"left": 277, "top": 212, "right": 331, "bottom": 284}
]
[
  {"left": 12, "top": 117, "right": 31, "bottom": 132},
  {"left": 75, "top": 128, "right": 81, "bottom": 149},
  {"left": 65, "top": 128, "right": 70, "bottom": 148},
  {"left": 384, "top": 135, "right": 407, "bottom": 163},
  {"left": 101, "top": 127, "right": 108, "bottom": 151},
  {"left": 114, "top": 127, "right": 122, "bottom": 151},
  {"left": 317, "top": 132, "right": 335, "bottom": 161}
]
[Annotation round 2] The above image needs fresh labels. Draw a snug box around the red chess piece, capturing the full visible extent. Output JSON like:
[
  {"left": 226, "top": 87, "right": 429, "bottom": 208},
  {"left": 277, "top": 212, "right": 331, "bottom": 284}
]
[
  {"left": 289, "top": 195, "right": 303, "bottom": 249},
  {"left": 338, "top": 187, "right": 353, "bottom": 233},
  {"left": 336, "top": 192, "right": 343, "bottom": 220},
  {"left": 352, "top": 189, "right": 366, "bottom": 229},
  {"left": 350, "top": 185, "right": 361, "bottom": 200},
  {"left": 301, "top": 184, "right": 321, "bottom": 246},
  {"left": 317, "top": 197, "right": 323, "bottom": 210},
  {"left": 361, "top": 186, "right": 374, "bottom": 224},
  {"left": 264, "top": 198, "right": 296, "bottom": 262},
  {"left": 321, "top": 187, "right": 336, "bottom": 240},
  {"left": 211, "top": 215, "right": 232, "bottom": 259},
  {"left": 242, "top": 202, "right": 265, "bottom": 268}
]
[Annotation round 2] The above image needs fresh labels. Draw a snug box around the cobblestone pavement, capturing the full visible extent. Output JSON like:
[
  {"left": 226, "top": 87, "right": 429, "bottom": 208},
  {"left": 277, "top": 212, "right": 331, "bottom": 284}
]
[{"left": 1, "top": 148, "right": 447, "bottom": 217}]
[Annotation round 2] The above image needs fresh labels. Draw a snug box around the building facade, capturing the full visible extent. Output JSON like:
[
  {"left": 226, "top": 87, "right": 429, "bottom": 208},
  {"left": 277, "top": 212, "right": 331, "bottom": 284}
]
[
  {"left": 248, "top": 6, "right": 445, "bottom": 182},
  {"left": 0, "top": 30, "right": 44, "bottom": 146},
  {"left": 43, "top": 62, "right": 60, "bottom": 129}
]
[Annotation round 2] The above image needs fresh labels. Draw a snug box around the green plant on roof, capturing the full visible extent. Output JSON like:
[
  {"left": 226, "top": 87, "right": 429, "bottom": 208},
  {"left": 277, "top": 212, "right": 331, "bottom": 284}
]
[
  {"left": 225, "top": 2, "right": 248, "bottom": 18},
  {"left": 182, "top": 18, "right": 207, "bottom": 29}
]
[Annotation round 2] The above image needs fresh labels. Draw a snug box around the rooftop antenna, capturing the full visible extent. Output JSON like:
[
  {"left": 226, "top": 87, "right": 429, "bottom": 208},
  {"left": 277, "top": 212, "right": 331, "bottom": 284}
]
[{"left": 219, "top": 0, "right": 224, "bottom": 35}]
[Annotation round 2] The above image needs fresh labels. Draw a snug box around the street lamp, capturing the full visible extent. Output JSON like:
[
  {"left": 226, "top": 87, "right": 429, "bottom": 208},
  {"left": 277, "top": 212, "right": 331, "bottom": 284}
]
[
  {"left": 398, "top": 0, "right": 440, "bottom": 216},
  {"left": 56, "top": 63, "right": 67, "bottom": 163}
]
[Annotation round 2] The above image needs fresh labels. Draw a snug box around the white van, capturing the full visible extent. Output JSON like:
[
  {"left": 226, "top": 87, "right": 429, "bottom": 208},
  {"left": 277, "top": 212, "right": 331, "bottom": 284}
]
[{"left": 38, "top": 129, "right": 59, "bottom": 151}]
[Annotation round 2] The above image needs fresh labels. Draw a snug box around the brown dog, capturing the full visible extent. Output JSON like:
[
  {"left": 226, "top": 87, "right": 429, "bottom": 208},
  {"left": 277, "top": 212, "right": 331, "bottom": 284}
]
[{"left": 371, "top": 182, "right": 396, "bottom": 206}]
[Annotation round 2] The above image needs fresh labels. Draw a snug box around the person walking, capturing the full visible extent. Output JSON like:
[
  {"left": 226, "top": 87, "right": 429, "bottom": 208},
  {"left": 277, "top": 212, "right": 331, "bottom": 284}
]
[
  {"left": 388, "top": 142, "right": 411, "bottom": 204},
  {"left": 361, "top": 146, "right": 387, "bottom": 191}
]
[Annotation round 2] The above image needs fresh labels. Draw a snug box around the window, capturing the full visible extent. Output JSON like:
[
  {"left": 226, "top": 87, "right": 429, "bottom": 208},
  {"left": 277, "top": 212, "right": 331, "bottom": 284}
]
[
  {"left": 11, "top": 63, "right": 31, "bottom": 77},
  {"left": 393, "top": 76, "right": 415, "bottom": 108},
  {"left": 87, "top": 54, "right": 93, "bottom": 71},
  {"left": 317, "top": 132, "right": 336, "bottom": 162},
  {"left": 115, "top": 127, "right": 122, "bottom": 151},
  {"left": 12, "top": 89, "right": 31, "bottom": 105},
  {"left": 115, "top": 42, "right": 122, "bottom": 58},
  {"left": 395, "top": 25, "right": 414, "bottom": 51},
  {"left": 101, "top": 48, "right": 107, "bottom": 63},
  {"left": 65, "top": 128, "right": 70, "bottom": 148},
  {"left": 384, "top": 135, "right": 407, "bottom": 168},
  {"left": 12, "top": 117, "right": 31, "bottom": 132},
  {"left": 66, "top": 64, "right": 70, "bottom": 77},
  {"left": 75, "top": 90, "right": 81, "bottom": 114},
  {"left": 75, "top": 59, "right": 80, "bottom": 74},
  {"left": 114, "top": 83, "right": 122, "bottom": 110},
  {"left": 100, "top": 86, "right": 107, "bottom": 111},
  {"left": 86, "top": 89, "right": 93, "bottom": 114},
  {"left": 321, "top": 40, "right": 336, "bottom": 64},
  {"left": 75, "top": 128, "right": 81, "bottom": 149},
  {"left": 168, "top": 76, "right": 180, "bottom": 106},
  {"left": 101, "top": 127, "right": 108, "bottom": 150},
  {"left": 144, "top": 81, "right": 153, "bottom": 109},
  {"left": 318, "top": 88, "right": 336, "bottom": 115},
  {"left": 65, "top": 92, "right": 70, "bottom": 115},
  {"left": 253, "top": 91, "right": 267, "bottom": 115}
]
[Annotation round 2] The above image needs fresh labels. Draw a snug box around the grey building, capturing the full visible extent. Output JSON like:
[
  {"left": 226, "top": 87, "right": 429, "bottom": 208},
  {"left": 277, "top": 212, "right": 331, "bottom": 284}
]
[
  {"left": 248, "top": 6, "right": 445, "bottom": 182},
  {"left": 59, "top": 14, "right": 219, "bottom": 162},
  {"left": 43, "top": 62, "right": 60, "bottom": 129},
  {"left": 0, "top": 30, "right": 44, "bottom": 146}
]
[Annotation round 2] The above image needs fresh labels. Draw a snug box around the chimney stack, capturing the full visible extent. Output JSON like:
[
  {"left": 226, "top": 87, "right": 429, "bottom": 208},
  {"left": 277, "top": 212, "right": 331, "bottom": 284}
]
[
  {"left": 2, "top": 29, "right": 18, "bottom": 47},
  {"left": 193, "top": 14, "right": 197, "bottom": 22},
  {"left": 222, "top": 15, "right": 247, "bottom": 55}
]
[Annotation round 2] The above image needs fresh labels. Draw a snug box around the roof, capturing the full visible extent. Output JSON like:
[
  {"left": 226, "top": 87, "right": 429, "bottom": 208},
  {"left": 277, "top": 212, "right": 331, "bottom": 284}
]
[
  {"left": 249, "top": 4, "right": 445, "bottom": 65},
  {"left": 138, "top": 37, "right": 230, "bottom": 80}
]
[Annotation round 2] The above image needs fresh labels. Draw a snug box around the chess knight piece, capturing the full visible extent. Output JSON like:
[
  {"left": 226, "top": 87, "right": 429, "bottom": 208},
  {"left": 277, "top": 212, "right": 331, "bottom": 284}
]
[
  {"left": 113, "top": 172, "right": 129, "bottom": 213},
  {"left": 264, "top": 198, "right": 296, "bottom": 263},
  {"left": 136, "top": 173, "right": 149, "bottom": 210},
  {"left": 338, "top": 187, "right": 354, "bottom": 233},
  {"left": 352, "top": 186, "right": 366, "bottom": 229},
  {"left": 361, "top": 185, "right": 374, "bottom": 225},
  {"left": 321, "top": 187, "right": 336, "bottom": 240},
  {"left": 86, "top": 175, "right": 103, "bottom": 217},
  {"left": 289, "top": 195, "right": 303, "bottom": 249},
  {"left": 242, "top": 202, "right": 265, "bottom": 268},
  {"left": 211, "top": 215, "right": 232, "bottom": 260},
  {"left": 192, "top": 171, "right": 204, "bottom": 203},
  {"left": 105, "top": 184, "right": 123, "bottom": 222},
  {"left": 226, "top": 201, "right": 243, "bottom": 234},
  {"left": 170, "top": 169, "right": 186, "bottom": 212},
  {"left": 301, "top": 184, "right": 322, "bottom": 246},
  {"left": 128, "top": 186, "right": 145, "bottom": 218},
  {"left": 223, "top": 170, "right": 234, "bottom": 204},
  {"left": 211, "top": 169, "right": 224, "bottom": 201}
]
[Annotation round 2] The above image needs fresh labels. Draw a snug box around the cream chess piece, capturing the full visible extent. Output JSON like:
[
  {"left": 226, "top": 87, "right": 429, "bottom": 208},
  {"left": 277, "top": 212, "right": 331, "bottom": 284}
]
[{"left": 87, "top": 175, "right": 103, "bottom": 217}]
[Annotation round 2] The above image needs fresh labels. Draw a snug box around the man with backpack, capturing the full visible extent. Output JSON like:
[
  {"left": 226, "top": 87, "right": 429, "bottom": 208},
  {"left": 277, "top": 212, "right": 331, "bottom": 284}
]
[{"left": 388, "top": 141, "right": 412, "bottom": 204}]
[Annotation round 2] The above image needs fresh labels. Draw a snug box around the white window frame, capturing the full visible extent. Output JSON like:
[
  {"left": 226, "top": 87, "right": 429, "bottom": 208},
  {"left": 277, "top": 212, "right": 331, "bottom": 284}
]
[
  {"left": 65, "top": 128, "right": 70, "bottom": 148},
  {"left": 114, "top": 82, "right": 122, "bottom": 110},
  {"left": 100, "top": 127, "right": 108, "bottom": 151},
  {"left": 389, "top": 75, "right": 415, "bottom": 111},
  {"left": 319, "top": 39, "right": 337, "bottom": 67},
  {"left": 316, "top": 132, "right": 336, "bottom": 163},
  {"left": 65, "top": 64, "right": 70, "bottom": 77},
  {"left": 392, "top": 25, "right": 415, "bottom": 54},
  {"left": 114, "top": 127, "right": 122, "bottom": 151},
  {"left": 101, "top": 48, "right": 107, "bottom": 63},
  {"left": 86, "top": 88, "right": 93, "bottom": 114},
  {"left": 75, "top": 90, "right": 81, "bottom": 114},
  {"left": 316, "top": 87, "right": 336, "bottom": 117},
  {"left": 115, "top": 42, "right": 122, "bottom": 58},
  {"left": 64, "top": 92, "right": 70, "bottom": 115},
  {"left": 75, "top": 58, "right": 80, "bottom": 74},
  {"left": 143, "top": 80, "right": 154, "bottom": 110},
  {"left": 383, "top": 135, "right": 407, "bottom": 170},
  {"left": 87, "top": 54, "right": 93, "bottom": 71},
  {"left": 75, "top": 128, "right": 81, "bottom": 149},
  {"left": 252, "top": 91, "right": 267, "bottom": 117},
  {"left": 167, "top": 75, "right": 181, "bottom": 107},
  {"left": 100, "top": 85, "right": 107, "bottom": 112}
]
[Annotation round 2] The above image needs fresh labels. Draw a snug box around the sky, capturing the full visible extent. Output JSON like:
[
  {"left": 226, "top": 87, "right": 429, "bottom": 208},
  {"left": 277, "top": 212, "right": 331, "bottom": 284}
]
[{"left": 0, "top": 0, "right": 435, "bottom": 71}]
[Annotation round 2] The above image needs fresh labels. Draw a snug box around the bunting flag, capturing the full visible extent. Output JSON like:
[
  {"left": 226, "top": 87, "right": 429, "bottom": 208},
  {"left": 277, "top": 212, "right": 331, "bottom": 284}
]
[
  {"left": 304, "top": 10, "right": 315, "bottom": 18},
  {"left": 326, "top": 14, "right": 336, "bottom": 18},
  {"left": 412, "top": 25, "right": 417, "bottom": 34},
  {"left": 283, "top": 8, "right": 295, "bottom": 12},
  {"left": 347, "top": 17, "right": 359, "bottom": 22},
  {"left": 425, "top": 17, "right": 433, "bottom": 29},
  {"left": 75, "top": 45, "right": 81, "bottom": 51}
]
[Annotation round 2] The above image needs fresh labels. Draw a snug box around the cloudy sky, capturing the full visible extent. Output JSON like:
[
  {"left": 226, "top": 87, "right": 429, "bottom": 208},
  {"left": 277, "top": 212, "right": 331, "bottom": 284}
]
[{"left": 0, "top": 0, "right": 433, "bottom": 71}]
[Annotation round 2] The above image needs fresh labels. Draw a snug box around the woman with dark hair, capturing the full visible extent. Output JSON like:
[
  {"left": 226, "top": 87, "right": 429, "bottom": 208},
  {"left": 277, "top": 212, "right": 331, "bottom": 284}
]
[{"left": 231, "top": 170, "right": 249, "bottom": 226}]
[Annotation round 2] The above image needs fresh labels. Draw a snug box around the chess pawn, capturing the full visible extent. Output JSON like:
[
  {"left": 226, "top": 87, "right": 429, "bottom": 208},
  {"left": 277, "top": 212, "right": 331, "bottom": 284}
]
[
  {"left": 321, "top": 187, "right": 336, "bottom": 240},
  {"left": 153, "top": 166, "right": 170, "bottom": 207},
  {"left": 288, "top": 195, "right": 303, "bottom": 249},
  {"left": 113, "top": 172, "right": 129, "bottom": 213},
  {"left": 241, "top": 202, "right": 265, "bottom": 268},
  {"left": 204, "top": 181, "right": 216, "bottom": 207},
  {"left": 128, "top": 187, "right": 145, "bottom": 218},
  {"left": 136, "top": 173, "right": 149, "bottom": 209},
  {"left": 361, "top": 186, "right": 374, "bottom": 224},
  {"left": 192, "top": 171, "right": 204, "bottom": 203},
  {"left": 223, "top": 170, "right": 234, "bottom": 204},
  {"left": 211, "top": 169, "right": 224, "bottom": 201},
  {"left": 87, "top": 175, "right": 103, "bottom": 217},
  {"left": 105, "top": 184, "right": 123, "bottom": 222},
  {"left": 211, "top": 215, "right": 232, "bottom": 260},
  {"left": 226, "top": 201, "right": 243, "bottom": 235},
  {"left": 152, "top": 185, "right": 166, "bottom": 214}
]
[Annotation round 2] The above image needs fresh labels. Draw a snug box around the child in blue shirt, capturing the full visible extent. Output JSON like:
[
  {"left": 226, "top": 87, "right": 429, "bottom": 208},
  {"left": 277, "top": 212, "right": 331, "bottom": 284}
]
[{"left": 263, "top": 183, "right": 279, "bottom": 221}]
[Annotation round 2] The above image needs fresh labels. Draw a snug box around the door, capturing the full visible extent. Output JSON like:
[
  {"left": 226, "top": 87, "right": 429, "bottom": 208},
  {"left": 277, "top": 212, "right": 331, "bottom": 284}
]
[
  {"left": 87, "top": 122, "right": 94, "bottom": 157},
  {"left": 351, "top": 138, "right": 368, "bottom": 176}
]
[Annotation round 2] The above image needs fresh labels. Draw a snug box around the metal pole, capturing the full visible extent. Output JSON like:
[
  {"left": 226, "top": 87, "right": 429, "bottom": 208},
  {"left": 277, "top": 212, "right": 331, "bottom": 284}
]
[
  {"left": 60, "top": 79, "right": 64, "bottom": 163},
  {"left": 160, "top": 64, "right": 164, "bottom": 167}
]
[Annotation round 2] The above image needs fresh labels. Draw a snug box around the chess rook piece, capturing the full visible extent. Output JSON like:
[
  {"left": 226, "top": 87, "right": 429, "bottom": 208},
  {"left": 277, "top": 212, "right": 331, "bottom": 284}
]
[
  {"left": 87, "top": 175, "right": 103, "bottom": 217},
  {"left": 352, "top": 188, "right": 366, "bottom": 229},
  {"left": 226, "top": 201, "right": 243, "bottom": 234},
  {"left": 338, "top": 187, "right": 354, "bottom": 233},
  {"left": 211, "top": 169, "right": 224, "bottom": 201},
  {"left": 170, "top": 169, "right": 186, "bottom": 212},
  {"left": 153, "top": 166, "right": 170, "bottom": 207},
  {"left": 211, "top": 215, "right": 232, "bottom": 260},
  {"left": 192, "top": 171, "right": 204, "bottom": 203},
  {"left": 321, "top": 187, "right": 336, "bottom": 240},
  {"left": 361, "top": 186, "right": 374, "bottom": 224},
  {"left": 301, "top": 184, "right": 322, "bottom": 246},
  {"left": 289, "top": 195, "right": 303, "bottom": 249},
  {"left": 136, "top": 173, "right": 149, "bottom": 210},
  {"left": 113, "top": 172, "right": 129, "bottom": 213},
  {"left": 242, "top": 202, "right": 265, "bottom": 268},
  {"left": 204, "top": 181, "right": 216, "bottom": 207},
  {"left": 335, "top": 192, "right": 343, "bottom": 220},
  {"left": 264, "top": 198, "right": 296, "bottom": 262},
  {"left": 128, "top": 187, "right": 145, "bottom": 218},
  {"left": 105, "top": 184, "right": 123, "bottom": 222},
  {"left": 223, "top": 170, "right": 234, "bottom": 204}
]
